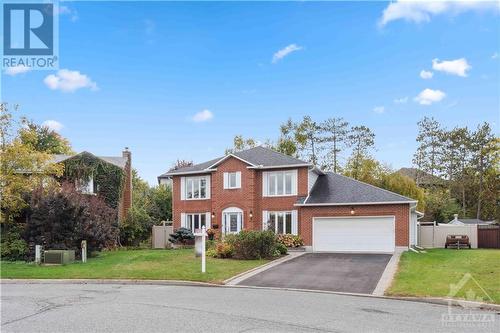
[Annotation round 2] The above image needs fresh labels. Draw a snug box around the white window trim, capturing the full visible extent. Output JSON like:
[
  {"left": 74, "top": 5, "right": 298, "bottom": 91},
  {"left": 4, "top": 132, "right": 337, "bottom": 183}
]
[
  {"left": 77, "top": 175, "right": 95, "bottom": 195},
  {"left": 263, "top": 210, "right": 298, "bottom": 235},
  {"left": 181, "top": 212, "right": 211, "bottom": 232},
  {"left": 223, "top": 171, "right": 241, "bottom": 189},
  {"left": 181, "top": 175, "right": 211, "bottom": 200},
  {"left": 262, "top": 170, "right": 297, "bottom": 197}
]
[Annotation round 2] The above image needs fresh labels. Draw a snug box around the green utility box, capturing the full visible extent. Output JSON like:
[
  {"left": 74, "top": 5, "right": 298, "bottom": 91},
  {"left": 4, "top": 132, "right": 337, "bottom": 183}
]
[{"left": 44, "top": 250, "right": 76, "bottom": 265}]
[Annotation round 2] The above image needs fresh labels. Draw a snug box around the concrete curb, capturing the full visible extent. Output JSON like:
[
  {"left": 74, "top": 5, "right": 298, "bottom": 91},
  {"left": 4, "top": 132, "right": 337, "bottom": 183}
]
[
  {"left": 2, "top": 278, "right": 499, "bottom": 311},
  {"left": 0, "top": 278, "right": 220, "bottom": 287},
  {"left": 372, "top": 248, "right": 404, "bottom": 296},
  {"left": 223, "top": 252, "right": 306, "bottom": 285}
]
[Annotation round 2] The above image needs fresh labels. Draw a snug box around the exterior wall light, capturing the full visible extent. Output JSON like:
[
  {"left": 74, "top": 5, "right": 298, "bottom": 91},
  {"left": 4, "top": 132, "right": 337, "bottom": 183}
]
[
  {"left": 249, "top": 211, "right": 253, "bottom": 219},
  {"left": 350, "top": 207, "right": 355, "bottom": 215}
]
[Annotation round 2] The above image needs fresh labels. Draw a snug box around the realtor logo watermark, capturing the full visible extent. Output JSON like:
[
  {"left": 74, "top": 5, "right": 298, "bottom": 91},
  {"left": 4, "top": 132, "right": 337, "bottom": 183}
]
[
  {"left": 441, "top": 273, "right": 496, "bottom": 328},
  {"left": 2, "top": 0, "right": 59, "bottom": 70}
]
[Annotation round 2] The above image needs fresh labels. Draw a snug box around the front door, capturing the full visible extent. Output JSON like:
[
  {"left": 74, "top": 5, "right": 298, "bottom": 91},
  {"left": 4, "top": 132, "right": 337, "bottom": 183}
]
[{"left": 223, "top": 212, "right": 242, "bottom": 234}]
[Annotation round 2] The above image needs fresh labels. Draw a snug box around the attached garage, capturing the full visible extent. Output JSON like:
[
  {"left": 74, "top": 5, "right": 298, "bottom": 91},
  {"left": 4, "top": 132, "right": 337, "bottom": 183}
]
[{"left": 313, "top": 216, "right": 395, "bottom": 253}]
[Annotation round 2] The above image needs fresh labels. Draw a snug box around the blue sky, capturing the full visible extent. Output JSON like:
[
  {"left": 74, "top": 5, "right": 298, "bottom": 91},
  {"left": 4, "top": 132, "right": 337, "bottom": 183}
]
[{"left": 2, "top": 1, "right": 499, "bottom": 184}]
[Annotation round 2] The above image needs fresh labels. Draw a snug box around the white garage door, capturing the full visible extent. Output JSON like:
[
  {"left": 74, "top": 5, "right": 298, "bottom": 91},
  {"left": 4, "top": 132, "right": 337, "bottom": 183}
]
[{"left": 313, "top": 216, "right": 395, "bottom": 253}]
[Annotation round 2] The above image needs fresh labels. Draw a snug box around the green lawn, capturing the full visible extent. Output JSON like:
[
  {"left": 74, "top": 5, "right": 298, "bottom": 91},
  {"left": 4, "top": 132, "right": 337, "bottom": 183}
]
[
  {"left": 0, "top": 249, "right": 269, "bottom": 283},
  {"left": 387, "top": 249, "right": 500, "bottom": 304}
]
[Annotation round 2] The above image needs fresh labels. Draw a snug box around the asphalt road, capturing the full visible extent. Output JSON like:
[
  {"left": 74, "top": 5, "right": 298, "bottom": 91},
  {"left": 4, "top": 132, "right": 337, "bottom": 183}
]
[
  {"left": 1, "top": 283, "right": 498, "bottom": 333},
  {"left": 238, "top": 253, "right": 392, "bottom": 293}
]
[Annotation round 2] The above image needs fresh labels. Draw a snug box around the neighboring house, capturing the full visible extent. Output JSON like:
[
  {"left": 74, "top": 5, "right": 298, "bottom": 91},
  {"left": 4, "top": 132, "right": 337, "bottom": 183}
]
[
  {"left": 50, "top": 148, "right": 132, "bottom": 220},
  {"left": 448, "top": 214, "right": 496, "bottom": 226},
  {"left": 397, "top": 167, "right": 446, "bottom": 188},
  {"left": 158, "top": 146, "right": 420, "bottom": 253}
]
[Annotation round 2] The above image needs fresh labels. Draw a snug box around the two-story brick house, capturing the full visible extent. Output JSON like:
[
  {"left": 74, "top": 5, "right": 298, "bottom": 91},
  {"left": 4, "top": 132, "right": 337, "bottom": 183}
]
[{"left": 158, "top": 146, "right": 421, "bottom": 253}]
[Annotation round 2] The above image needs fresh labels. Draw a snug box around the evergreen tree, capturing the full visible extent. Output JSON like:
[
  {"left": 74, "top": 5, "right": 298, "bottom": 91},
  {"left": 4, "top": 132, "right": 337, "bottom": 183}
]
[
  {"left": 347, "top": 126, "right": 375, "bottom": 180},
  {"left": 321, "top": 117, "right": 349, "bottom": 173}
]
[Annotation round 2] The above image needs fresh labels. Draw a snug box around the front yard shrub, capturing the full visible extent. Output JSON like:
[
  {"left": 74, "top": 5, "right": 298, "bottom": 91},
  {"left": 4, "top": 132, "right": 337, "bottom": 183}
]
[
  {"left": 276, "top": 234, "right": 304, "bottom": 248},
  {"left": 0, "top": 223, "right": 28, "bottom": 261},
  {"left": 230, "top": 230, "right": 277, "bottom": 260},
  {"left": 120, "top": 206, "right": 154, "bottom": 246},
  {"left": 276, "top": 243, "right": 288, "bottom": 255},
  {"left": 169, "top": 227, "right": 194, "bottom": 245},
  {"left": 24, "top": 184, "right": 119, "bottom": 260},
  {"left": 215, "top": 241, "right": 234, "bottom": 258}
]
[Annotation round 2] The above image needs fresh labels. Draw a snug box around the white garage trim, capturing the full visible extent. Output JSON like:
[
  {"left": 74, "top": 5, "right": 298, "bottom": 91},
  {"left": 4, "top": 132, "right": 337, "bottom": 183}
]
[{"left": 312, "top": 216, "right": 396, "bottom": 254}]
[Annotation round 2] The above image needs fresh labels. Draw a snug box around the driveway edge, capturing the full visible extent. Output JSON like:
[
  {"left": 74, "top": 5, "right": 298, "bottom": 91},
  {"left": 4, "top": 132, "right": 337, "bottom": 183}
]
[
  {"left": 223, "top": 252, "right": 306, "bottom": 285},
  {"left": 372, "top": 248, "right": 404, "bottom": 296}
]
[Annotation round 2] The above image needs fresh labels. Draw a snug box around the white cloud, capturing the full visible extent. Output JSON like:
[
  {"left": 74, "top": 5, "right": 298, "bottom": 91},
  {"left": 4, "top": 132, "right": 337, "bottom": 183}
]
[
  {"left": 492, "top": 52, "right": 499, "bottom": 59},
  {"left": 44, "top": 69, "right": 98, "bottom": 93},
  {"left": 432, "top": 58, "right": 471, "bottom": 77},
  {"left": 191, "top": 109, "right": 213, "bottom": 122},
  {"left": 42, "top": 120, "right": 63, "bottom": 132},
  {"left": 373, "top": 106, "right": 385, "bottom": 114},
  {"left": 4, "top": 65, "right": 31, "bottom": 76},
  {"left": 394, "top": 97, "right": 408, "bottom": 104},
  {"left": 420, "top": 70, "right": 433, "bottom": 79},
  {"left": 414, "top": 88, "right": 446, "bottom": 105},
  {"left": 272, "top": 44, "right": 303, "bottom": 63},
  {"left": 58, "top": 5, "right": 79, "bottom": 22},
  {"left": 379, "top": 0, "right": 500, "bottom": 26}
]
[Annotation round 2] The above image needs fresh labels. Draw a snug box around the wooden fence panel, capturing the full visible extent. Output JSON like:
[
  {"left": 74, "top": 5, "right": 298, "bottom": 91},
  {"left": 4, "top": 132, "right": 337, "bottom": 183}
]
[{"left": 478, "top": 226, "right": 500, "bottom": 249}]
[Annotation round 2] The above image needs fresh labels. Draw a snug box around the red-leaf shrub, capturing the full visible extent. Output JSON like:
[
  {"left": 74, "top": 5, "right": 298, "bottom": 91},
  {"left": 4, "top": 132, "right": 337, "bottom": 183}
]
[{"left": 25, "top": 183, "right": 118, "bottom": 259}]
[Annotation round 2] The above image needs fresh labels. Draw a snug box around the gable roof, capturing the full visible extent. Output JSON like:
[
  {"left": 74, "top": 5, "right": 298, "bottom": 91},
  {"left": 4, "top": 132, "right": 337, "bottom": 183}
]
[
  {"left": 158, "top": 146, "right": 311, "bottom": 177},
  {"left": 51, "top": 152, "right": 128, "bottom": 169},
  {"left": 299, "top": 172, "right": 416, "bottom": 206}
]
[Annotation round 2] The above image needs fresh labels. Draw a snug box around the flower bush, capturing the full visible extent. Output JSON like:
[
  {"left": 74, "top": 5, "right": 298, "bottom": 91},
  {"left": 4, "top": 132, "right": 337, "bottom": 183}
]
[
  {"left": 276, "top": 234, "right": 304, "bottom": 248},
  {"left": 215, "top": 241, "right": 234, "bottom": 258},
  {"left": 206, "top": 228, "right": 217, "bottom": 241}
]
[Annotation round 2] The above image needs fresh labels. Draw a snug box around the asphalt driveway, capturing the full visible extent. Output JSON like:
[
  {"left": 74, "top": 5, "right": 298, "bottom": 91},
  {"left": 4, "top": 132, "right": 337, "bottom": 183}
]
[{"left": 237, "top": 253, "right": 392, "bottom": 294}]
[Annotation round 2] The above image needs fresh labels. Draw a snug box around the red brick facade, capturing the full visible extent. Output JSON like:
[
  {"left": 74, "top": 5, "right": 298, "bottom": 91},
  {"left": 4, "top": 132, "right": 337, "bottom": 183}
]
[
  {"left": 172, "top": 156, "right": 308, "bottom": 233},
  {"left": 172, "top": 155, "right": 410, "bottom": 248}
]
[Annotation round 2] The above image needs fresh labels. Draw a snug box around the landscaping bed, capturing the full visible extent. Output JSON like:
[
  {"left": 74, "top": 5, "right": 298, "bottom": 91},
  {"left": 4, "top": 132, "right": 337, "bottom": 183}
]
[
  {"left": 387, "top": 249, "right": 500, "bottom": 304},
  {"left": 0, "top": 249, "right": 269, "bottom": 283}
]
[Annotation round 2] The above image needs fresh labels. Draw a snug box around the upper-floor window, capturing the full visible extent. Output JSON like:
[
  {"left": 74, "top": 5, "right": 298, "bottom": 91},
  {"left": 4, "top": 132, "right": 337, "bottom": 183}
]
[
  {"left": 77, "top": 176, "right": 96, "bottom": 195},
  {"left": 182, "top": 175, "right": 210, "bottom": 200},
  {"left": 263, "top": 170, "right": 297, "bottom": 196},
  {"left": 224, "top": 171, "right": 241, "bottom": 189}
]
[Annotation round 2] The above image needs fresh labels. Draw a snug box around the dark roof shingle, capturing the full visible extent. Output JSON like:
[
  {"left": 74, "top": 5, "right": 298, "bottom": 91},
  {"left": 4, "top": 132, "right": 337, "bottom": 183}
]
[
  {"left": 304, "top": 172, "right": 415, "bottom": 205},
  {"left": 159, "top": 146, "right": 310, "bottom": 177}
]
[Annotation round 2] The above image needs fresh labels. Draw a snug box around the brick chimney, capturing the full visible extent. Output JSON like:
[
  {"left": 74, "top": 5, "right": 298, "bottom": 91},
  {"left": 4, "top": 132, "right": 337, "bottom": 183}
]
[{"left": 119, "top": 147, "right": 132, "bottom": 221}]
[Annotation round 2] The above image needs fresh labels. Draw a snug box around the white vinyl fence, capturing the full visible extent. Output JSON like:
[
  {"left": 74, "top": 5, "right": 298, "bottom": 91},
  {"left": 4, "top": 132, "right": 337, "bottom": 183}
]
[
  {"left": 152, "top": 222, "right": 173, "bottom": 249},
  {"left": 418, "top": 223, "right": 477, "bottom": 249}
]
